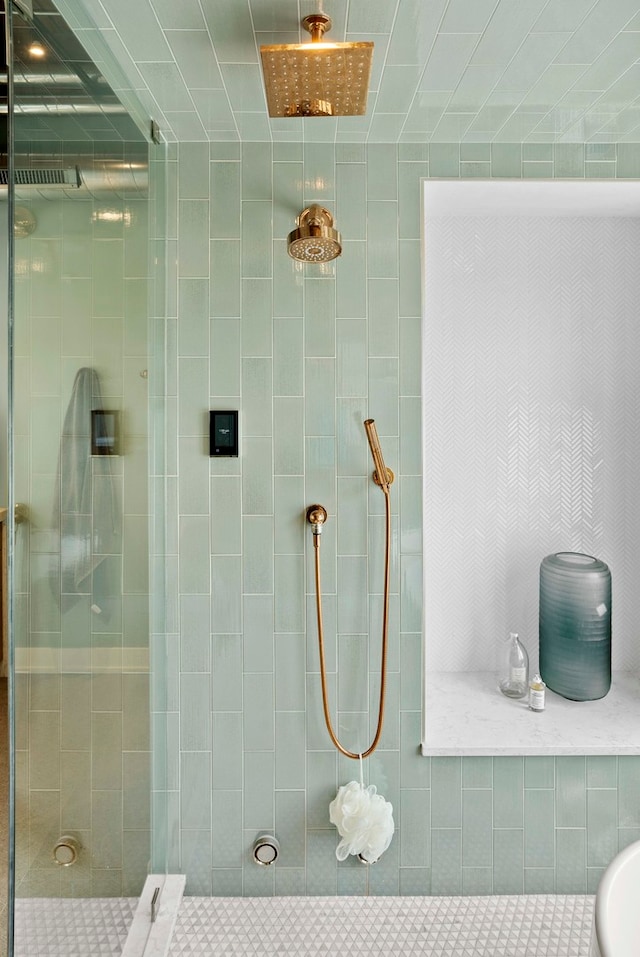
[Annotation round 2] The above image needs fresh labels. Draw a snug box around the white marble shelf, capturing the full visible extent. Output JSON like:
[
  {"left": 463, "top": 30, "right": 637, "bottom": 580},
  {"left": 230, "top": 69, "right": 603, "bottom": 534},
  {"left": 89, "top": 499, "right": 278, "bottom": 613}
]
[{"left": 422, "top": 670, "right": 640, "bottom": 756}]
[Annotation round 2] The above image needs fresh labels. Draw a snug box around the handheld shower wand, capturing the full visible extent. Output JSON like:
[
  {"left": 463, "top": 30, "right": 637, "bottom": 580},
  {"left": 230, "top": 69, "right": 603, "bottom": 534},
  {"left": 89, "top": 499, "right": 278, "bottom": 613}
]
[
  {"left": 306, "top": 419, "right": 393, "bottom": 760},
  {"left": 364, "top": 419, "right": 394, "bottom": 491}
]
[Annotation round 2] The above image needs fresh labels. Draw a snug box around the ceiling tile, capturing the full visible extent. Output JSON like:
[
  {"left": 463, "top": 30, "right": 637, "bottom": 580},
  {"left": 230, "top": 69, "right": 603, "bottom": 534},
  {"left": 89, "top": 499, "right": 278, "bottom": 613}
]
[{"left": 57, "top": 0, "right": 640, "bottom": 143}]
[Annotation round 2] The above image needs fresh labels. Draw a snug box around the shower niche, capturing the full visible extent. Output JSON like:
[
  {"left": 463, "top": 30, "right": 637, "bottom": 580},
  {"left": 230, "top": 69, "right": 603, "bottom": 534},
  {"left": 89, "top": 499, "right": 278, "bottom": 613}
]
[{"left": 421, "top": 180, "right": 640, "bottom": 755}]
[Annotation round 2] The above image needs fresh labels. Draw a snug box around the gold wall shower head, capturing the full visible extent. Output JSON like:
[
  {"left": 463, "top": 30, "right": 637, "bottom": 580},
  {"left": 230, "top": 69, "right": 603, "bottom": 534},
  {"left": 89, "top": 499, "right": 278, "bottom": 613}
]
[
  {"left": 288, "top": 206, "right": 342, "bottom": 263},
  {"left": 260, "top": 14, "right": 373, "bottom": 118}
]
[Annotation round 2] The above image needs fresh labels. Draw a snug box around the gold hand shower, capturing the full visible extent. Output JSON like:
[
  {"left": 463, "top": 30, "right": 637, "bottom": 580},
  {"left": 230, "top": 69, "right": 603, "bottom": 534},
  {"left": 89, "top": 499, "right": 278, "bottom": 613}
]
[{"left": 307, "top": 419, "right": 394, "bottom": 760}]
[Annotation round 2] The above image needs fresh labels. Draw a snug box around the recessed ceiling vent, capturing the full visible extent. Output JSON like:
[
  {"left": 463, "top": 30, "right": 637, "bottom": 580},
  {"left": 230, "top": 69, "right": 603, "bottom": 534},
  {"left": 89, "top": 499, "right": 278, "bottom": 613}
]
[{"left": 0, "top": 166, "right": 81, "bottom": 187}]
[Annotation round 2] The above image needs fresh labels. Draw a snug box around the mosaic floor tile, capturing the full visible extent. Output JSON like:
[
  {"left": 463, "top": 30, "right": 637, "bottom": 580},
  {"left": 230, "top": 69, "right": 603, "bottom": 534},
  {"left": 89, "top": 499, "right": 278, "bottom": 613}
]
[
  {"left": 168, "top": 894, "right": 594, "bottom": 956},
  {"left": 13, "top": 897, "right": 137, "bottom": 957}
]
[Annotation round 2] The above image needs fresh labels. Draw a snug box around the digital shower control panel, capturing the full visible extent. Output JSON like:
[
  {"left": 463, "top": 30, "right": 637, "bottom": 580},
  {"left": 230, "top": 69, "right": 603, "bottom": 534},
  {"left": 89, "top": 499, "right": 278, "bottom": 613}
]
[{"left": 209, "top": 410, "right": 238, "bottom": 457}]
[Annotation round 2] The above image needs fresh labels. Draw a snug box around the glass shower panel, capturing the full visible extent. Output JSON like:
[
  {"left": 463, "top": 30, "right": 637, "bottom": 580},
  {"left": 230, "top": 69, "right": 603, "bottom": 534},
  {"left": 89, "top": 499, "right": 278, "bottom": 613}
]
[{"left": 8, "top": 0, "right": 157, "bottom": 933}]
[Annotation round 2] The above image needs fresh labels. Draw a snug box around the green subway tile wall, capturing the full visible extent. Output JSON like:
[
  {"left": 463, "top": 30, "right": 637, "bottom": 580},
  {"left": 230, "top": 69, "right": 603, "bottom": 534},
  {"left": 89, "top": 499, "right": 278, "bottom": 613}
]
[{"left": 164, "top": 140, "right": 640, "bottom": 895}]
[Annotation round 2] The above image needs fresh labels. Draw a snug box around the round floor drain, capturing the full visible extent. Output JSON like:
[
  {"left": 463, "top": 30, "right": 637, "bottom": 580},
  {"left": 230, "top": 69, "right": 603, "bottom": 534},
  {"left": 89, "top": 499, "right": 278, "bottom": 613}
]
[{"left": 53, "top": 836, "right": 80, "bottom": 866}]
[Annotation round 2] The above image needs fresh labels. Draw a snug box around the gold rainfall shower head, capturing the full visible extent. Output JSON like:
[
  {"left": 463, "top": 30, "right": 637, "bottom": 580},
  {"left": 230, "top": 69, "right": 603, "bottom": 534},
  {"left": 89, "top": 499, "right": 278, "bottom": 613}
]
[
  {"left": 260, "top": 13, "right": 374, "bottom": 118},
  {"left": 287, "top": 205, "right": 342, "bottom": 263}
]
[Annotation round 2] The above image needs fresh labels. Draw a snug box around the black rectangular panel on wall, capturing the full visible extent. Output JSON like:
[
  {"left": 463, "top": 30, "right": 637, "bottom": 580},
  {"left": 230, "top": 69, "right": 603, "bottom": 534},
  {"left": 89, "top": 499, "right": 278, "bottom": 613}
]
[{"left": 209, "top": 410, "right": 238, "bottom": 457}]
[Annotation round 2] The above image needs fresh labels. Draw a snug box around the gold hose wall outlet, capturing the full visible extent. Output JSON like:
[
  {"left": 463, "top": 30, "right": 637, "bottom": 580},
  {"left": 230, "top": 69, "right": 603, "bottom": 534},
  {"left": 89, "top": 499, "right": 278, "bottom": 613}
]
[{"left": 306, "top": 504, "right": 328, "bottom": 534}]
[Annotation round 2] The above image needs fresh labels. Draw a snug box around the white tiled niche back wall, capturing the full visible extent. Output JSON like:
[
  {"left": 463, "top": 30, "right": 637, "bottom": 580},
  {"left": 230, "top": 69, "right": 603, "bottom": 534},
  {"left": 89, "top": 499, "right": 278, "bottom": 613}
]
[{"left": 423, "top": 211, "right": 640, "bottom": 675}]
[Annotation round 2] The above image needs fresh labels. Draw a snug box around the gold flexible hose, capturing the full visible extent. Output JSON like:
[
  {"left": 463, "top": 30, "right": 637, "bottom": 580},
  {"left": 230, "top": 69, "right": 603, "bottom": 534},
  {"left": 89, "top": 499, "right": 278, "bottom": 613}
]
[{"left": 312, "top": 484, "right": 392, "bottom": 759}]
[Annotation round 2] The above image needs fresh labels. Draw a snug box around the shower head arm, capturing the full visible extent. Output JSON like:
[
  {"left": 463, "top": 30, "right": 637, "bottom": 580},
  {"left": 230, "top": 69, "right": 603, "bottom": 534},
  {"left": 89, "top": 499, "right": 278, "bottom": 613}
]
[
  {"left": 364, "top": 419, "right": 394, "bottom": 491},
  {"left": 302, "top": 13, "right": 332, "bottom": 43}
]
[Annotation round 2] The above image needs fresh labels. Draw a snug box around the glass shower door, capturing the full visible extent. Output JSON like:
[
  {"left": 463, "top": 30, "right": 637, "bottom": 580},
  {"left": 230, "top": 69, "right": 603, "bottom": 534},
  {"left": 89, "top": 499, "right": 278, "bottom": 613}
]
[{"left": 6, "top": 2, "right": 164, "bottom": 952}]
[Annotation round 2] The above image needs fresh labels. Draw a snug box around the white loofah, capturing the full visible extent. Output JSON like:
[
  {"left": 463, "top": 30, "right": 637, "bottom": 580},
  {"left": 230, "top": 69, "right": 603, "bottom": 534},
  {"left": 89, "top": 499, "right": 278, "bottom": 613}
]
[{"left": 329, "top": 780, "right": 394, "bottom": 863}]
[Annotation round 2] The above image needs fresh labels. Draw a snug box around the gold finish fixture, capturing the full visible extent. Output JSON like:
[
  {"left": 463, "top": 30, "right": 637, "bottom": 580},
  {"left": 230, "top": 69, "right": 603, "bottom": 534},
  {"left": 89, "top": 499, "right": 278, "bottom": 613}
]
[
  {"left": 288, "top": 205, "right": 342, "bottom": 263},
  {"left": 306, "top": 419, "right": 393, "bottom": 760},
  {"left": 260, "top": 13, "right": 374, "bottom": 118},
  {"left": 364, "top": 419, "right": 394, "bottom": 490}
]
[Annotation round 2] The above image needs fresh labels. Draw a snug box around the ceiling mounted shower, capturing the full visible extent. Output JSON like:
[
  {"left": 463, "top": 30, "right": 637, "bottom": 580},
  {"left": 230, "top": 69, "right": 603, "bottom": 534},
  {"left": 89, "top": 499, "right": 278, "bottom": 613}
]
[
  {"left": 260, "top": 13, "right": 373, "bottom": 118},
  {"left": 287, "top": 206, "right": 342, "bottom": 264}
]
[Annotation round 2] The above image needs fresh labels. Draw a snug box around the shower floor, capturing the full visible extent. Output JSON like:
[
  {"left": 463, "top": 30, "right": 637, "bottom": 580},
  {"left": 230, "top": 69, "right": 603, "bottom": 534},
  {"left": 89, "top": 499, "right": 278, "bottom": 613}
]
[
  {"left": 168, "top": 893, "right": 594, "bottom": 956},
  {"left": 13, "top": 897, "right": 136, "bottom": 956}
]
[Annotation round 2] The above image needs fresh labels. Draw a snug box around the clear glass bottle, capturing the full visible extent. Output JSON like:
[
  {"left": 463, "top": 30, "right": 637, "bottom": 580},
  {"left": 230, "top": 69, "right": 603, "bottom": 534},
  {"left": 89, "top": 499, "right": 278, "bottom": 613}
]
[
  {"left": 529, "top": 673, "right": 546, "bottom": 712},
  {"left": 499, "top": 632, "right": 529, "bottom": 699}
]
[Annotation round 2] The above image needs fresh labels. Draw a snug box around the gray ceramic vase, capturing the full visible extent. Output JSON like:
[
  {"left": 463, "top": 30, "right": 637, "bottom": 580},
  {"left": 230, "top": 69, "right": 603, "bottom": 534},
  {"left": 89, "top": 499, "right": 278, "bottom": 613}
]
[{"left": 539, "top": 552, "right": 611, "bottom": 701}]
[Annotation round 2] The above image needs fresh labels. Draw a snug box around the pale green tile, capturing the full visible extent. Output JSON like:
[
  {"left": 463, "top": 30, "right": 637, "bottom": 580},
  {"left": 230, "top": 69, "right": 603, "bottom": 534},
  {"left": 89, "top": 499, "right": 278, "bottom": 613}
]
[
  {"left": 304, "top": 358, "right": 336, "bottom": 436},
  {"left": 587, "top": 756, "right": 617, "bottom": 789},
  {"left": 91, "top": 712, "right": 122, "bottom": 790},
  {"left": 179, "top": 516, "right": 210, "bottom": 594},
  {"left": 211, "top": 319, "right": 241, "bottom": 402},
  {"left": 274, "top": 476, "right": 304, "bottom": 553},
  {"left": 92, "top": 791, "right": 123, "bottom": 870},
  {"left": 400, "top": 711, "right": 431, "bottom": 788},
  {"left": 586, "top": 162, "right": 617, "bottom": 178},
  {"left": 242, "top": 515, "right": 274, "bottom": 594},
  {"left": 242, "top": 437, "right": 273, "bottom": 513},
  {"left": 432, "top": 757, "right": 462, "bottom": 828},
  {"left": 525, "top": 756, "right": 555, "bottom": 788},
  {"left": 463, "top": 867, "right": 493, "bottom": 895},
  {"left": 211, "top": 556, "right": 242, "bottom": 632},
  {"left": 490, "top": 144, "right": 522, "bottom": 177},
  {"left": 210, "top": 241, "right": 240, "bottom": 316},
  {"left": 273, "top": 398, "right": 304, "bottom": 475},
  {"left": 306, "top": 829, "right": 337, "bottom": 894},
  {"left": 494, "top": 758, "right": 524, "bottom": 827},
  {"left": 462, "top": 789, "right": 492, "bottom": 867},
  {"left": 524, "top": 789, "right": 555, "bottom": 867},
  {"left": 524, "top": 867, "right": 555, "bottom": 893},
  {"left": 241, "top": 279, "right": 272, "bottom": 357},
  {"left": 336, "top": 242, "right": 366, "bottom": 318},
  {"left": 275, "top": 634, "right": 306, "bottom": 712},
  {"left": 428, "top": 144, "right": 460, "bottom": 177},
  {"left": 242, "top": 357, "right": 272, "bottom": 436},
  {"left": 122, "top": 672, "right": 149, "bottom": 754},
  {"left": 462, "top": 757, "right": 493, "bottom": 789},
  {"left": 244, "top": 751, "right": 275, "bottom": 827},
  {"left": 618, "top": 828, "right": 640, "bottom": 852},
  {"left": 366, "top": 202, "right": 398, "bottom": 278},
  {"left": 587, "top": 789, "right": 617, "bottom": 867},
  {"left": 493, "top": 829, "right": 524, "bottom": 894},
  {"left": 180, "top": 674, "right": 211, "bottom": 751},
  {"left": 210, "top": 162, "right": 241, "bottom": 239},
  {"left": 556, "top": 756, "right": 586, "bottom": 827},
  {"left": 181, "top": 831, "right": 212, "bottom": 895},
  {"left": 243, "top": 673, "right": 274, "bottom": 750},
  {"left": 336, "top": 320, "right": 367, "bottom": 399},
  {"left": 399, "top": 868, "right": 431, "bottom": 895},
  {"left": 523, "top": 161, "right": 554, "bottom": 178},
  {"left": 554, "top": 143, "right": 585, "bottom": 177},
  {"left": 400, "top": 554, "right": 422, "bottom": 633},
  {"left": 556, "top": 828, "right": 586, "bottom": 893},
  {"left": 212, "top": 712, "right": 243, "bottom": 788},
  {"left": 618, "top": 757, "right": 640, "bottom": 826},
  {"left": 399, "top": 240, "right": 421, "bottom": 317},
  {"left": 275, "top": 713, "right": 306, "bottom": 790},
  {"left": 431, "top": 829, "right": 462, "bottom": 895},
  {"left": 273, "top": 244, "right": 304, "bottom": 317},
  {"left": 211, "top": 791, "right": 242, "bottom": 867},
  {"left": 400, "top": 634, "right": 422, "bottom": 712},
  {"left": 274, "top": 555, "right": 304, "bottom": 632},
  {"left": 273, "top": 320, "right": 303, "bottom": 397},
  {"left": 211, "top": 476, "right": 241, "bottom": 554},
  {"left": 305, "top": 278, "right": 336, "bottom": 357},
  {"left": 181, "top": 751, "right": 211, "bottom": 830},
  {"left": 400, "top": 790, "right": 430, "bottom": 866},
  {"left": 243, "top": 595, "right": 274, "bottom": 673},
  {"left": 212, "top": 635, "right": 242, "bottom": 711},
  {"left": 336, "top": 163, "right": 366, "bottom": 240},
  {"left": 178, "top": 201, "right": 209, "bottom": 279},
  {"left": 275, "top": 791, "right": 306, "bottom": 867},
  {"left": 242, "top": 202, "right": 272, "bottom": 278},
  {"left": 366, "top": 144, "right": 398, "bottom": 201},
  {"left": 616, "top": 144, "right": 640, "bottom": 178}
]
